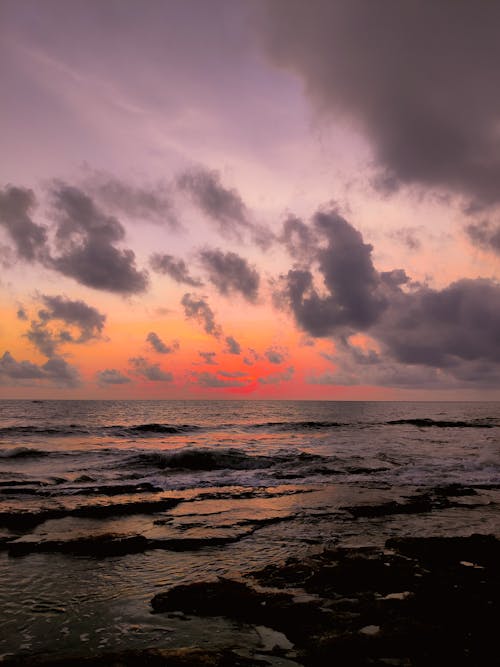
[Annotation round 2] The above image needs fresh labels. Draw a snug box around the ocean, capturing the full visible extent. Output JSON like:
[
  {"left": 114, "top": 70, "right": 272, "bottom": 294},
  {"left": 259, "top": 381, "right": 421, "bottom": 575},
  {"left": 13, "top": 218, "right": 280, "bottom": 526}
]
[{"left": 1, "top": 400, "right": 499, "bottom": 663}]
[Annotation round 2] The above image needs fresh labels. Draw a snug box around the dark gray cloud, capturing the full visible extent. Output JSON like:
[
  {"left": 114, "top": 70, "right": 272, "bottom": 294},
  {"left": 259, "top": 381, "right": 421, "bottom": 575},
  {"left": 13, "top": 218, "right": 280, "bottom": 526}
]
[
  {"left": 465, "top": 220, "right": 500, "bottom": 255},
  {"left": 177, "top": 166, "right": 274, "bottom": 248},
  {"left": 96, "top": 368, "right": 131, "bottom": 385},
  {"left": 277, "top": 209, "right": 387, "bottom": 336},
  {"left": 225, "top": 335, "right": 241, "bottom": 355},
  {"left": 178, "top": 166, "right": 249, "bottom": 238},
  {"left": 82, "top": 171, "right": 178, "bottom": 228},
  {"left": 310, "top": 335, "right": 500, "bottom": 389},
  {"left": 265, "top": 346, "right": 287, "bottom": 364},
  {"left": 280, "top": 215, "right": 318, "bottom": 261},
  {"left": 49, "top": 183, "right": 149, "bottom": 294},
  {"left": 146, "top": 331, "right": 179, "bottom": 355},
  {"left": 243, "top": 348, "right": 260, "bottom": 366},
  {"left": 261, "top": 1, "right": 500, "bottom": 209},
  {"left": 194, "top": 371, "right": 251, "bottom": 388},
  {"left": 16, "top": 307, "right": 28, "bottom": 321},
  {"left": 25, "top": 295, "right": 106, "bottom": 357},
  {"left": 181, "top": 293, "right": 222, "bottom": 338},
  {"left": 150, "top": 253, "right": 203, "bottom": 286},
  {"left": 129, "top": 356, "right": 173, "bottom": 382},
  {"left": 219, "top": 370, "right": 247, "bottom": 378},
  {"left": 0, "top": 351, "right": 45, "bottom": 380},
  {"left": 375, "top": 278, "right": 500, "bottom": 370},
  {"left": 38, "top": 295, "right": 106, "bottom": 342},
  {"left": 258, "top": 366, "right": 294, "bottom": 385},
  {"left": 276, "top": 207, "right": 500, "bottom": 387},
  {"left": 199, "top": 248, "right": 259, "bottom": 302},
  {"left": 0, "top": 351, "right": 80, "bottom": 387},
  {"left": 199, "top": 351, "right": 217, "bottom": 365},
  {"left": 25, "top": 321, "right": 59, "bottom": 358},
  {"left": 0, "top": 186, "right": 48, "bottom": 261}
]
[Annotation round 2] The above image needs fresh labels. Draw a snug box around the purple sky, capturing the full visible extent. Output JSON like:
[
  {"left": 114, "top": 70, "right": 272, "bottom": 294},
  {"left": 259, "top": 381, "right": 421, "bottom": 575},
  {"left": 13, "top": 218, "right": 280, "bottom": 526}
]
[{"left": 1, "top": 0, "right": 500, "bottom": 399}]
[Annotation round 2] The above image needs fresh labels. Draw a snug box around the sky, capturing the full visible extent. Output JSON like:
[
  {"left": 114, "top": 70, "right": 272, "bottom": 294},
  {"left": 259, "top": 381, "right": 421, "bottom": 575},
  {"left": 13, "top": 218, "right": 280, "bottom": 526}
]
[{"left": 1, "top": 0, "right": 500, "bottom": 400}]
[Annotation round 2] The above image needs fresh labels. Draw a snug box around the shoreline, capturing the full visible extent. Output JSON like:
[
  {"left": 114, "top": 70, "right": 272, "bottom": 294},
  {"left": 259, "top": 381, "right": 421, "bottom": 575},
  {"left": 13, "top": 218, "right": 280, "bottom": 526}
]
[{"left": 2, "top": 532, "right": 500, "bottom": 666}]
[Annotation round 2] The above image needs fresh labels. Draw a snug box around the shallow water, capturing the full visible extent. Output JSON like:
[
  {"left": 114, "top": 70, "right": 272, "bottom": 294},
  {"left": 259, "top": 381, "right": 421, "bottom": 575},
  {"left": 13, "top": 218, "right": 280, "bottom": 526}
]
[{"left": 1, "top": 400, "right": 499, "bottom": 660}]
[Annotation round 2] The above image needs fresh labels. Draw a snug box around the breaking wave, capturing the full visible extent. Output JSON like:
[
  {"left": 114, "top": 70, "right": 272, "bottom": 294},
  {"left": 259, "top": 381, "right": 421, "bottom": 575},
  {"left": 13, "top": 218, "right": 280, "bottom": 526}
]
[
  {"left": 125, "top": 447, "right": 323, "bottom": 472},
  {"left": 0, "top": 447, "right": 50, "bottom": 459},
  {"left": 387, "top": 418, "right": 497, "bottom": 428}
]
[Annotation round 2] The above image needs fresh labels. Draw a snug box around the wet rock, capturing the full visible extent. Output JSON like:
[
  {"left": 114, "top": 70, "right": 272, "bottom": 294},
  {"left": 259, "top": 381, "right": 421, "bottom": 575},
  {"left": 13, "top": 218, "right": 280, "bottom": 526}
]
[
  {"left": 152, "top": 578, "right": 329, "bottom": 645},
  {"left": 0, "top": 647, "right": 267, "bottom": 666},
  {"left": 340, "top": 492, "right": 452, "bottom": 518},
  {"left": 0, "top": 497, "right": 183, "bottom": 530},
  {"left": 8, "top": 533, "right": 151, "bottom": 557},
  {"left": 7, "top": 530, "right": 256, "bottom": 557},
  {"left": 386, "top": 533, "right": 500, "bottom": 568},
  {"left": 151, "top": 535, "right": 500, "bottom": 665}
]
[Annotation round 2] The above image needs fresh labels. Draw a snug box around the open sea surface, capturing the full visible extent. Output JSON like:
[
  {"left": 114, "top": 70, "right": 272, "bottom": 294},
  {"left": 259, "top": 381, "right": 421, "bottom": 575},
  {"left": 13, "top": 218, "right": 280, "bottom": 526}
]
[{"left": 1, "top": 400, "right": 499, "bottom": 661}]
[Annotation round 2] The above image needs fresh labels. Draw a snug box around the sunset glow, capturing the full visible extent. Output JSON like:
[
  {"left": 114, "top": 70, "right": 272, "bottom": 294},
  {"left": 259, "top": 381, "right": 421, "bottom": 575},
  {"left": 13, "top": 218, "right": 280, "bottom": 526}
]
[{"left": 1, "top": 0, "right": 500, "bottom": 400}]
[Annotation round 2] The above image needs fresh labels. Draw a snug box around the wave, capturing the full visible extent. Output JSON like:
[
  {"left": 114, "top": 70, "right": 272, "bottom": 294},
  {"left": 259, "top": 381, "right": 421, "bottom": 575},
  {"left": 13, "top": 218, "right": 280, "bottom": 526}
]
[
  {"left": 0, "top": 447, "right": 50, "bottom": 459},
  {"left": 0, "top": 425, "right": 89, "bottom": 437},
  {"left": 387, "top": 418, "right": 497, "bottom": 428},
  {"left": 0, "top": 422, "right": 201, "bottom": 438},
  {"left": 125, "top": 447, "right": 323, "bottom": 472},
  {"left": 119, "top": 423, "right": 201, "bottom": 435},
  {"left": 247, "top": 420, "right": 346, "bottom": 432}
]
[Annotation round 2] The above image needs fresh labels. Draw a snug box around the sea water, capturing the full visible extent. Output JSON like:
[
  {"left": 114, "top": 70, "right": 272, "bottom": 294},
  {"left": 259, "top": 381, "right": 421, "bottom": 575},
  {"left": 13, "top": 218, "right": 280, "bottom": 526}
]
[{"left": 1, "top": 400, "right": 499, "bottom": 660}]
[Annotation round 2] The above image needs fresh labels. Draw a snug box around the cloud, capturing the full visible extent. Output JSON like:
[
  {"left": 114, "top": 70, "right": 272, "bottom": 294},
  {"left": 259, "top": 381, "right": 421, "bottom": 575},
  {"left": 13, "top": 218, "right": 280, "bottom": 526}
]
[
  {"left": 258, "top": 366, "right": 294, "bottom": 385},
  {"left": 219, "top": 370, "right": 247, "bottom": 378},
  {"left": 280, "top": 215, "right": 318, "bottom": 261},
  {"left": 276, "top": 206, "right": 500, "bottom": 387},
  {"left": 181, "top": 293, "right": 222, "bottom": 338},
  {"left": 48, "top": 183, "right": 149, "bottom": 294},
  {"left": 243, "top": 348, "right": 260, "bottom": 366},
  {"left": 194, "top": 371, "right": 251, "bottom": 388},
  {"left": 25, "top": 295, "right": 106, "bottom": 357},
  {"left": 0, "top": 351, "right": 45, "bottom": 380},
  {"left": 389, "top": 227, "right": 422, "bottom": 251},
  {"left": 199, "top": 248, "right": 260, "bottom": 302},
  {"left": 374, "top": 278, "right": 500, "bottom": 369},
  {"left": 25, "top": 321, "right": 59, "bottom": 358},
  {"left": 465, "top": 220, "right": 500, "bottom": 255},
  {"left": 146, "top": 331, "right": 179, "bottom": 354},
  {"left": 0, "top": 186, "right": 48, "bottom": 261},
  {"left": 96, "top": 368, "right": 131, "bottom": 385},
  {"left": 0, "top": 351, "right": 80, "bottom": 387},
  {"left": 82, "top": 170, "right": 178, "bottom": 228},
  {"left": 38, "top": 295, "right": 106, "bottom": 341},
  {"left": 225, "top": 335, "right": 241, "bottom": 355},
  {"left": 178, "top": 166, "right": 249, "bottom": 238},
  {"left": 199, "top": 351, "right": 217, "bottom": 365},
  {"left": 264, "top": 346, "right": 288, "bottom": 364},
  {"left": 261, "top": 1, "right": 500, "bottom": 209},
  {"left": 16, "top": 307, "right": 28, "bottom": 321},
  {"left": 129, "top": 356, "right": 173, "bottom": 382},
  {"left": 150, "top": 253, "right": 203, "bottom": 286},
  {"left": 276, "top": 208, "right": 387, "bottom": 336},
  {"left": 309, "top": 335, "right": 500, "bottom": 389}
]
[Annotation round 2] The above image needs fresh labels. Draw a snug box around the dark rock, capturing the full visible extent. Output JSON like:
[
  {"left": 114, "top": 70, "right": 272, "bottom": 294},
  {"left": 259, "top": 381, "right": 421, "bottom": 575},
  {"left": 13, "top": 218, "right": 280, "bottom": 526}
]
[
  {"left": 431, "top": 484, "right": 478, "bottom": 497},
  {"left": 0, "top": 497, "right": 183, "bottom": 530},
  {"left": 0, "top": 647, "right": 266, "bottom": 666},
  {"left": 7, "top": 531, "right": 255, "bottom": 557},
  {"left": 152, "top": 535, "right": 500, "bottom": 665},
  {"left": 152, "top": 578, "right": 329, "bottom": 644},
  {"left": 386, "top": 533, "right": 500, "bottom": 568}
]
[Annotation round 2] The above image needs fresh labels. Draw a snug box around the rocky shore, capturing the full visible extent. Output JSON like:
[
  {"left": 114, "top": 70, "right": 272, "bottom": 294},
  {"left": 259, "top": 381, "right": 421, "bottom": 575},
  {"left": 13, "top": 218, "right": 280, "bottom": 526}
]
[{"left": 3, "top": 532, "right": 499, "bottom": 666}]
